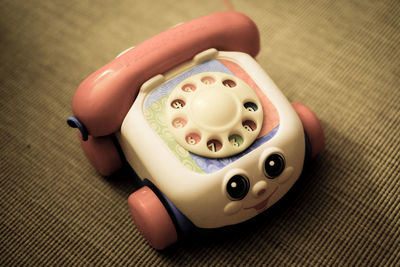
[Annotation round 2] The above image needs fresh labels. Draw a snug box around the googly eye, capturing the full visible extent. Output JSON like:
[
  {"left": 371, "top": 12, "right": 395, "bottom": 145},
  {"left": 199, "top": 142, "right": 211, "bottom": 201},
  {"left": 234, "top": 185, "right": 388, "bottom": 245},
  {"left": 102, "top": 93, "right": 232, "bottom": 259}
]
[
  {"left": 264, "top": 153, "right": 285, "bottom": 178},
  {"left": 226, "top": 175, "right": 249, "bottom": 200}
]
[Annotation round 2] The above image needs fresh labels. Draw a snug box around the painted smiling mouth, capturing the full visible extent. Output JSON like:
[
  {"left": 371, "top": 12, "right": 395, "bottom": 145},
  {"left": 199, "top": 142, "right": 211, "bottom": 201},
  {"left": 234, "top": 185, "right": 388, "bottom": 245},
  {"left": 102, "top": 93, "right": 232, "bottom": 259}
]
[{"left": 244, "top": 187, "right": 279, "bottom": 211}]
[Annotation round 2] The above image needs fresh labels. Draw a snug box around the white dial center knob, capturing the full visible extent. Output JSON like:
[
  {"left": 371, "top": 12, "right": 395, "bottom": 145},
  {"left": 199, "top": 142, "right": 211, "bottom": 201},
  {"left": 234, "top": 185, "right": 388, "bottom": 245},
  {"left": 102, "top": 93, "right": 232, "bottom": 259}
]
[{"left": 190, "top": 88, "right": 238, "bottom": 129}]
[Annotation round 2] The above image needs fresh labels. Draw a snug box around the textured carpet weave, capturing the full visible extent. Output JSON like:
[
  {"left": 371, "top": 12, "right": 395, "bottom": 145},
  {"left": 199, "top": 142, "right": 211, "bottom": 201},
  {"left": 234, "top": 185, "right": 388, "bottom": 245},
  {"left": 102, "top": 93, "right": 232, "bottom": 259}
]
[{"left": 1, "top": 0, "right": 399, "bottom": 265}]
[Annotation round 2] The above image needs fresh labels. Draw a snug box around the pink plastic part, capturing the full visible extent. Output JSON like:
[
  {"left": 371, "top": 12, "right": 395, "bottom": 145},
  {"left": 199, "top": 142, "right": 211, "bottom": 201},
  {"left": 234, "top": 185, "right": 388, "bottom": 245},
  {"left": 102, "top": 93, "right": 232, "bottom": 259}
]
[
  {"left": 291, "top": 103, "right": 325, "bottom": 158},
  {"left": 128, "top": 186, "right": 178, "bottom": 250},
  {"left": 79, "top": 134, "right": 122, "bottom": 176},
  {"left": 72, "top": 11, "right": 260, "bottom": 137}
]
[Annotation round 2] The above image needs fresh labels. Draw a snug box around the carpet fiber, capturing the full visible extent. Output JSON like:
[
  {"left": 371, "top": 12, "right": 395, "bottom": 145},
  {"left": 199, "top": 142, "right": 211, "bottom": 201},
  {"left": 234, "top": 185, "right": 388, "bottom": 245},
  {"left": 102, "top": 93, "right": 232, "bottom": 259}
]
[{"left": 1, "top": 0, "right": 399, "bottom": 265}]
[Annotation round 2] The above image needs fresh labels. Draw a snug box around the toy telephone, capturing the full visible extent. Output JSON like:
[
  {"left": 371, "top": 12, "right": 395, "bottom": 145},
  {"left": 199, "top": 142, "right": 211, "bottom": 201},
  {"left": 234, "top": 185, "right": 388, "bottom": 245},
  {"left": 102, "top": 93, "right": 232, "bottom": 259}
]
[{"left": 68, "top": 11, "right": 325, "bottom": 249}]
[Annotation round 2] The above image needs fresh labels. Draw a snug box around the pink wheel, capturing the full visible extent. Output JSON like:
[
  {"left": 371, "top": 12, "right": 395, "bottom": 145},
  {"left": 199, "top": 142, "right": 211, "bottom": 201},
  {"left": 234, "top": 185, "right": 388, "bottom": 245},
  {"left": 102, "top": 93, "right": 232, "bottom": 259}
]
[
  {"left": 128, "top": 186, "right": 178, "bottom": 250},
  {"left": 292, "top": 102, "right": 325, "bottom": 158},
  {"left": 79, "top": 134, "right": 122, "bottom": 176}
]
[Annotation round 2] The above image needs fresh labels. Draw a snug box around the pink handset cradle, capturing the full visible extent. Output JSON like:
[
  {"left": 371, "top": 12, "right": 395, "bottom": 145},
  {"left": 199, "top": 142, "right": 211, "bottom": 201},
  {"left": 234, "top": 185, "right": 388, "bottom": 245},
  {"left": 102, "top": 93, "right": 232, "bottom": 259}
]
[{"left": 68, "top": 11, "right": 325, "bottom": 249}]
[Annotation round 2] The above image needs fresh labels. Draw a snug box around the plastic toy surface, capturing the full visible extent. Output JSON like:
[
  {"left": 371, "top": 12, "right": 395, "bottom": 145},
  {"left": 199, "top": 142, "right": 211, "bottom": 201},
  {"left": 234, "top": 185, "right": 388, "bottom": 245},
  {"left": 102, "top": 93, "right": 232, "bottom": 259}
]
[{"left": 67, "top": 11, "right": 325, "bottom": 250}]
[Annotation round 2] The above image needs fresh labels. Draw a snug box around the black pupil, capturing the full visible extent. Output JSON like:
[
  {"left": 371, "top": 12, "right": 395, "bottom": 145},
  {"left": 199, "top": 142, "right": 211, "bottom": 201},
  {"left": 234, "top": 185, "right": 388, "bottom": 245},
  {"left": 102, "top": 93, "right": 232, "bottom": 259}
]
[
  {"left": 264, "top": 154, "right": 285, "bottom": 178},
  {"left": 227, "top": 175, "right": 249, "bottom": 200}
]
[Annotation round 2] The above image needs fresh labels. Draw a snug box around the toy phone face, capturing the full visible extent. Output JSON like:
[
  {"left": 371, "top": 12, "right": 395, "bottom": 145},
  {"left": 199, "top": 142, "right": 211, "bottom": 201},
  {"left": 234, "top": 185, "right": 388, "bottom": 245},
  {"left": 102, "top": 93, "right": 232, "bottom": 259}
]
[
  {"left": 143, "top": 57, "right": 280, "bottom": 174},
  {"left": 118, "top": 52, "right": 305, "bottom": 228}
]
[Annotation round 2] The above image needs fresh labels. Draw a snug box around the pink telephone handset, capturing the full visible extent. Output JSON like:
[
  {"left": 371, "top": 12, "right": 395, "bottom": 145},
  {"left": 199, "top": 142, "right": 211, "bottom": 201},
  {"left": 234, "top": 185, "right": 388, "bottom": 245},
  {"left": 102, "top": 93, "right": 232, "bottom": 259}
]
[
  {"left": 68, "top": 11, "right": 260, "bottom": 175},
  {"left": 68, "top": 11, "right": 324, "bottom": 249}
]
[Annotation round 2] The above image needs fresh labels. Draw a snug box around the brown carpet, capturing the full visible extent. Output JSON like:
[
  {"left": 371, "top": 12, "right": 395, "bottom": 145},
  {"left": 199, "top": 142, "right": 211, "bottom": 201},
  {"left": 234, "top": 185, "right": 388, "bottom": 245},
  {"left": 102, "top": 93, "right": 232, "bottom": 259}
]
[{"left": 1, "top": 0, "right": 399, "bottom": 265}]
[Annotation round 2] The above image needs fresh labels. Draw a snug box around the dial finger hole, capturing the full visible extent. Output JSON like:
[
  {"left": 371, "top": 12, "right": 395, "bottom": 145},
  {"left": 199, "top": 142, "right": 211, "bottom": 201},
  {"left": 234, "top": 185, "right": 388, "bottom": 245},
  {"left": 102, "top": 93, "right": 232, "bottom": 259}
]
[
  {"left": 242, "top": 120, "right": 257, "bottom": 132},
  {"left": 207, "top": 139, "right": 222, "bottom": 152},
  {"left": 182, "top": 83, "right": 196, "bottom": 92},
  {"left": 171, "top": 99, "right": 185, "bottom": 109},
  {"left": 244, "top": 102, "right": 258, "bottom": 112},
  {"left": 229, "top": 134, "right": 243, "bottom": 147},
  {"left": 222, "top": 79, "right": 236, "bottom": 88},
  {"left": 201, "top": 76, "right": 215, "bottom": 85},
  {"left": 186, "top": 133, "right": 201, "bottom": 145},
  {"left": 172, "top": 118, "right": 186, "bottom": 128}
]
